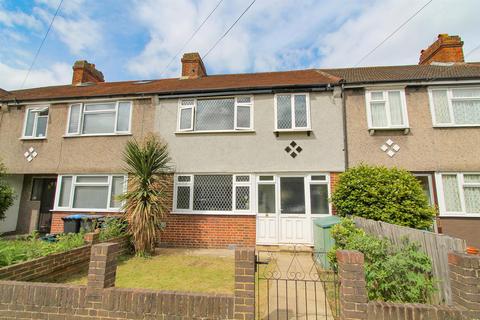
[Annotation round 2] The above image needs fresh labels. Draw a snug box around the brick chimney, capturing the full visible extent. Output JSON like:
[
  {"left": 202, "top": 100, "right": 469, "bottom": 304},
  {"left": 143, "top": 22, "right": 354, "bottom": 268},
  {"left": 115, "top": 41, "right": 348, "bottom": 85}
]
[
  {"left": 72, "top": 60, "right": 105, "bottom": 85},
  {"left": 181, "top": 52, "right": 207, "bottom": 79},
  {"left": 419, "top": 34, "right": 465, "bottom": 65}
]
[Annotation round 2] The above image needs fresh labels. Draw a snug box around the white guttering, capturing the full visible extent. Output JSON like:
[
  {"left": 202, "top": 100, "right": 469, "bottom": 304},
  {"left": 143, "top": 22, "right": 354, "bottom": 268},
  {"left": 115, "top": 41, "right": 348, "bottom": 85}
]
[{"left": 343, "top": 79, "right": 480, "bottom": 89}]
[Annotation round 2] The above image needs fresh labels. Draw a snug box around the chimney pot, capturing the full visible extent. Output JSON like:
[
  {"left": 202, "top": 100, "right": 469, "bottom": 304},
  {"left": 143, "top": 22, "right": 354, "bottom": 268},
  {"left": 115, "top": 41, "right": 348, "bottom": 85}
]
[
  {"left": 419, "top": 34, "right": 465, "bottom": 65},
  {"left": 72, "top": 60, "right": 105, "bottom": 85},
  {"left": 181, "top": 52, "right": 207, "bottom": 79}
]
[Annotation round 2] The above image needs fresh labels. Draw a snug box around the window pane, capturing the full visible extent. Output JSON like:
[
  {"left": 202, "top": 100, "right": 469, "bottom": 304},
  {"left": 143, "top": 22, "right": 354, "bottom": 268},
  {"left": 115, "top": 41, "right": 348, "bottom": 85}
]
[
  {"left": 258, "top": 184, "right": 275, "bottom": 213},
  {"left": 452, "top": 88, "right": 480, "bottom": 98},
  {"left": 176, "top": 186, "right": 191, "bottom": 209},
  {"left": 73, "top": 186, "right": 108, "bottom": 209},
  {"left": 236, "top": 105, "right": 251, "bottom": 128},
  {"left": 24, "top": 110, "right": 34, "bottom": 136},
  {"left": 311, "top": 175, "right": 326, "bottom": 181},
  {"left": 310, "top": 184, "right": 329, "bottom": 214},
  {"left": 432, "top": 90, "right": 451, "bottom": 124},
  {"left": 464, "top": 174, "right": 480, "bottom": 183},
  {"left": 237, "top": 97, "right": 251, "bottom": 104},
  {"left": 294, "top": 95, "right": 308, "bottom": 127},
  {"left": 76, "top": 176, "right": 108, "bottom": 183},
  {"left": 388, "top": 91, "right": 404, "bottom": 125},
  {"left": 35, "top": 116, "right": 48, "bottom": 137},
  {"left": 259, "top": 176, "right": 274, "bottom": 181},
  {"left": 280, "top": 177, "right": 305, "bottom": 214},
  {"left": 464, "top": 187, "right": 480, "bottom": 213},
  {"left": 68, "top": 104, "right": 81, "bottom": 133},
  {"left": 31, "top": 179, "right": 43, "bottom": 201},
  {"left": 415, "top": 176, "right": 432, "bottom": 205},
  {"left": 370, "top": 101, "right": 388, "bottom": 127},
  {"left": 236, "top": 175, "right": 250, "bottom": 182},
  {"left": 277, "top": 95, "right": 292, "bottom": 129},
  {"left": 371, "top": 92, "right": 383, "bottom": 100},
  {"left": 83, "top": 112, "right": 116, "bottom": 134},
  {"left": 84, "top": 103, "right": 115, "bottom": 111},
  {"left": 177, "top": 175, "right": 191, "bottom": 182},
  {"left": 442, "top": 175, "right": 461, "bottom": 212},
  {"left": 452, "top": 100, "right": 480, "bottom": 125},
  {"left": 236, "top": 186, "right": 250, "bottom": 210},
  {"left": 181, "top": 99, "right": 194, "bottom": 106},
  {"left": 110, "top": 176, "right": 125, "bottom": 208},
  {"left": 58, "top": 177, "right": 72, "bottom": 207},
  {"left": 195, "top": 98, "right": 234, "bottom": 130},
  {"left": 117, "top": 102, "right": 131, "bottom": 132},
  {"left": 193, "top": 175, "right": 232, "bottom": 211},
  {"left": 179, "top": 108, "right": 193, "bottom": 130}
]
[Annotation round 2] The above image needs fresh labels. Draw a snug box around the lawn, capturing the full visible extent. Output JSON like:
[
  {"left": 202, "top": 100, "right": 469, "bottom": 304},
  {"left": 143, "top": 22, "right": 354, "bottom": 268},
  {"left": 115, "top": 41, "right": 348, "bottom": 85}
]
[{"left": 56, "top": 250, "right": 235, "bottom": 294}]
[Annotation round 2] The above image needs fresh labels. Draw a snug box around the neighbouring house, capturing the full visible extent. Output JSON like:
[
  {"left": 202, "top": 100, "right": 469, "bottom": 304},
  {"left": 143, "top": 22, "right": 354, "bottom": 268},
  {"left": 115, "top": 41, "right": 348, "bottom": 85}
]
[
  {"left": 0, "top": 34, "right": 479, "bottom": 249},
  {"left": 326, "top": 34, "right": 480, "bottom": 247}
]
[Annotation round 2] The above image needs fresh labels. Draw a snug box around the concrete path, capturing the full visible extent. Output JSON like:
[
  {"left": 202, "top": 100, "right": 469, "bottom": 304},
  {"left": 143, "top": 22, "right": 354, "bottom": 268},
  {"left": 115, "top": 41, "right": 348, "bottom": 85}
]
[{"left": 257, "top": 251, "right": 336, "bottom": 320}]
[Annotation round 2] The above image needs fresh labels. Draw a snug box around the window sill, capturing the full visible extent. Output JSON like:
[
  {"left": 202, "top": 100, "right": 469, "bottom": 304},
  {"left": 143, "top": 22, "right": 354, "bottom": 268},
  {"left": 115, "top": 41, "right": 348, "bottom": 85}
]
[
  {"left": 438, "top": 214, "right": 480, "bottom": 218},
  {"left": 175, "top": 130, "right": 255, "bottom": 134},
  {"left": 368, "top": 127, "right": 410, "bottom": 135},
  {"left": 433, "top": 124, "right": 480, "bottom": 128},
  {"left": 273, "top": 129, "right": 312, "bottom": 137},
  {"left": 19, "top": 137, "right": 47, "bottom": 141},
  {"left": 52, "top": 208, "right": 123, "bottom": 213},
  {"left": 171, "top": 211, "right": 256, "bottom": 216},
  {"left": 63, "top": 133, "right": 132, "bottom": 138}
]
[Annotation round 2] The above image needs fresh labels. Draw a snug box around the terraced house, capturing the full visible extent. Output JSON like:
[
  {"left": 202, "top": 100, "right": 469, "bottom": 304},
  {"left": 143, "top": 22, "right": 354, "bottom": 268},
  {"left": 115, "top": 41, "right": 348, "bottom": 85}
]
[{"left": 0, "top": 34, "right": 479, "bottom": 248}]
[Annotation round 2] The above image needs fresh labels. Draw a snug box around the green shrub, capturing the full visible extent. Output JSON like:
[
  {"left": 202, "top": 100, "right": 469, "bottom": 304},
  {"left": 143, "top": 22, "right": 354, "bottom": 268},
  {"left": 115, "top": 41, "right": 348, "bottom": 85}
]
[
  {"left": 328, "top": 218, "right": 435, "bottom": 303},
  {"left": 0, "top": 161, "right": 15, "bottom": 221},
  {"left": 331, "top": 164, "right": 435, "bottom": 229},
  {"left": 99, "top": 217, "right": 128, "bottom": 241}
]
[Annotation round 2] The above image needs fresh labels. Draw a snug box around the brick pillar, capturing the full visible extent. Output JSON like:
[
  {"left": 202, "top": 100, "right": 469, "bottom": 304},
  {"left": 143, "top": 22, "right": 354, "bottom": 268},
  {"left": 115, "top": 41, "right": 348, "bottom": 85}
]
[
  {"left": 86, "top": 243, "right": 119, "bottom": 302},
  {"left": 448, "top": 251, "right": 480, "bottom": 312},
  {"left": 234, "top": 247, "right": 255, "bottom": 320},
  {"left": 336, "top": 250, "right": 368, "bottom": 320},
  {"left": 84, "top": 232, "right": 99, "bottom": 245}
]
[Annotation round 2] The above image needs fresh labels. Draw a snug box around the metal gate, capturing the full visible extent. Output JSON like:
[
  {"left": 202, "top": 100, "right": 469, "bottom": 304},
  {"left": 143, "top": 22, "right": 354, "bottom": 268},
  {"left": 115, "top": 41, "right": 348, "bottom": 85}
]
[{"left": 255, "top": 247, "right": 339, "bottom": 320}]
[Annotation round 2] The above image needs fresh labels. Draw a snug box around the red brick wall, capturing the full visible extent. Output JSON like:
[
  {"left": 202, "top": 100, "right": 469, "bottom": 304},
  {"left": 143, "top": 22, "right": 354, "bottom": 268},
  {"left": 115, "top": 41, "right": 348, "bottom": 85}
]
[
  {"left": 160, "top": 214, "right": 256, "bottom": 248},
  {"left": 330, "top": 172, "right": 341, "bottom": 215},
  {"left": 51, "top": 212, "right": 121, "bottom": 234}
]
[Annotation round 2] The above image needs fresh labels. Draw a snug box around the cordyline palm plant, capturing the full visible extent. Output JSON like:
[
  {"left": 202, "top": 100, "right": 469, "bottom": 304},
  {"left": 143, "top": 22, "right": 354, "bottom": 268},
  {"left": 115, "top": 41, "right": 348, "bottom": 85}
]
[{"left": 119, "top": 134, "right": 171, "bottom": 255}]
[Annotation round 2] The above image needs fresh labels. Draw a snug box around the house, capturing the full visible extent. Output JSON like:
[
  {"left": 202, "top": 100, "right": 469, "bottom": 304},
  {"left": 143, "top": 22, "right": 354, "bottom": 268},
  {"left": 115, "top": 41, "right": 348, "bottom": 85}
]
[
  {"left": 326, "top": 34, "right": 480, "bottom": 247},
  {"left": 0, "top": 34, "right": 479, "bottom": 249}
]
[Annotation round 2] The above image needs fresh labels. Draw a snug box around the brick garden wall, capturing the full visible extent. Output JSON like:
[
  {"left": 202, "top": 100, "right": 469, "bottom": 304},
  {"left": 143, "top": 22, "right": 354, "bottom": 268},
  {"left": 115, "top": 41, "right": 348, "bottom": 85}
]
[{"left": 50, "top": 212, "right": 121, "bottom": 234}]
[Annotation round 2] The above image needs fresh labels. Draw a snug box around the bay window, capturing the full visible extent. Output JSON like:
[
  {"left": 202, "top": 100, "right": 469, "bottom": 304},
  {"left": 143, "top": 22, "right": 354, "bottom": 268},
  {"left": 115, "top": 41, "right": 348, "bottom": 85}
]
[
  {"left": 66, "top": 101, "right": 132, "bottom": 136},
  {"left": 429, "top": 87, "right": 480, "bottom": 126},
  {"left": 275, "top": 93, "right": 310, "bottom": 130},
  {"left": 437, "top": 173, "right": 480, "bottom": 216},
  {"left": 177, "top": 96, "right": 253, "bottom": 132},
  {"left": 55, "top": 175, "right": 127, "bottom": 211},
  {"left": 365, "top": 89, "right": 408, "bottom": 129},
  {"left": 23, "top": 106, "right": 49, "bottom": 138}
]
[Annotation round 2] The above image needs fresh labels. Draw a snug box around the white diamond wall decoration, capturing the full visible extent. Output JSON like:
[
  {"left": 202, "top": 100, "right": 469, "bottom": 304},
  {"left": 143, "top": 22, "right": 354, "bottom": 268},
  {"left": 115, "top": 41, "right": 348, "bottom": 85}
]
[
  {"left": 380, "top": 145, "right": 388, "bottom": 152},
  {"left": 387, "top": 150, "right": 395, "bottom": 157},
  {"left": 23, "top": 147, "right": 38, "bottom": 163},
  {"left": 380, "top": 139, "right": 400, "bottom": 158},
  {"left": 32, "top": 151, "right": 38, "bottom": 158},
  {"left": 29, "top": 147, "right": 34, "bottom": 153},
  {"left": 27, "top": 156, "right": 33, "bottom": 162},
  {"left": 393, "top": 144, "right": 400, "bottom": 152},
  {"left": 24, "top": 152, "right": 29, "bottom": 157},
  {"left": 386, "top": 139, "right": 394, "bottom": 146}
]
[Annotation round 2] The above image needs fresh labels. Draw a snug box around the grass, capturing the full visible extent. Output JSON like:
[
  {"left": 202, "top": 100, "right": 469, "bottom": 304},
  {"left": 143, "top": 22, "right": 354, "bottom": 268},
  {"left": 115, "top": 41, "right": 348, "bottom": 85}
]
[{"left": 55, "top": 252, "right": 235, "bottom": 294}]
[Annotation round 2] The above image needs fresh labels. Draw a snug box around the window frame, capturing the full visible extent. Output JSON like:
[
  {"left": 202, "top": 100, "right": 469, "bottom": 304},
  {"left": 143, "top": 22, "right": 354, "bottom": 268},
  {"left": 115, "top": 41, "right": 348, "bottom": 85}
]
[
  {"left": 413, "top": 173, "right": 435, "bottom": 206},
  {"left": 22, "top": 106, "right": 50, "bottom": 139},
  {"left": 428, "top": 86, "right": 480, "bottom": 127},
  {"left": 54, "top": 174, "right": 127, "bottom": 212},
  {"left": 365, "top": 89, "right": 409, "bottom": 130},
  {"left": 176, "top": 96, "right": 254, "bottom": 132},
  {"left": 65, "top": 100, "right": 133, "bottom": 136},
  {"left": 436, "top": 172, "right": 480, "bottom": 217},
  {"left": 172, "top": 174, "right": 253, "bottom": 215},
  {"left": 274, "top": 93, "right": 311, "bottom": 131}
]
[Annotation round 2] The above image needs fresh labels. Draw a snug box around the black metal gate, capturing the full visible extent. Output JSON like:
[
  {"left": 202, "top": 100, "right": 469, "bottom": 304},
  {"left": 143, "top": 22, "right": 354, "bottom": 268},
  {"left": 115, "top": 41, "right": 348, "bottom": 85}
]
[{"left": 255, "top": 247, "right": 339, "bottom": 320}]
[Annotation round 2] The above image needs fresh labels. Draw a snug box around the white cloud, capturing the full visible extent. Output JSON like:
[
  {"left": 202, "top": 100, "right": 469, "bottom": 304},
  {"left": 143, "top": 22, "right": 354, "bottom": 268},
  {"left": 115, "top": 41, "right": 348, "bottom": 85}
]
[
  {"left": 0, "top": 62, "right": 71, "bottom": 91},
  {"left": 0, "top": 4, "right": 43, "bottom": 31}
]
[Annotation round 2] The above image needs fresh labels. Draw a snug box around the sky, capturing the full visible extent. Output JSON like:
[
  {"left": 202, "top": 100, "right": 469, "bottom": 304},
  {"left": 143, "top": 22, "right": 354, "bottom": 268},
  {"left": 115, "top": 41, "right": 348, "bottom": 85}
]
[{"left": 0, "top": 0, "right": 479, "bottom": 90}]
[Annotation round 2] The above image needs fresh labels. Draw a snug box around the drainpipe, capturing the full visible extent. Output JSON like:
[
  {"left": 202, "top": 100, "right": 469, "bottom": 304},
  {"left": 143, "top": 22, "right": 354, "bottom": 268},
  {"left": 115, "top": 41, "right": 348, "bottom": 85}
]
[{"left": 340, "top": 81, "right": 349, "bottom": 170}]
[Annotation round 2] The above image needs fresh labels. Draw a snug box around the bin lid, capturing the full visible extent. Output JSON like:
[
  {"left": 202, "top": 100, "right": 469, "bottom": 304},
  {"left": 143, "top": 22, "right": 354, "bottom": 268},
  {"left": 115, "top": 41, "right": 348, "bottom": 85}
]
[
  {"left": 313, "top": 216, "right": 341, "bottom": 228},
  {"left": 62, "top": 214, "right": 104, "bottom": 220}
]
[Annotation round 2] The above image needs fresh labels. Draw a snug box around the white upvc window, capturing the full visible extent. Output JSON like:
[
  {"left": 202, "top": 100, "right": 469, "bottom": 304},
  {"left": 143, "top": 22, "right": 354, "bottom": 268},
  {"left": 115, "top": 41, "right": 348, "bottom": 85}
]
[
  {"left": 54, "top": 174, "right": 127, "bottom": 212},
  {"left": 429, "top": 87, "right": 480, "bottom": 126},
  {"left": 274, "top": 93, "right": 311, "bottom": 131},
  {"left": 173, "top": 174, "right": 253, "bottom": 214},
  {"left": 22, "top": 106, "right": 49, "bottom": 139},
  {"left": 177, "top": 96, "right": 253, "bottom": 132},
  {"left": 365, "top": 89, "right": 408, "bottom": 129},
  {"left": 66, "top": 101, "right": 132, "bottom": 136},
  {"left": 436, "top": 172, "right": 480, "bottom": 217}
]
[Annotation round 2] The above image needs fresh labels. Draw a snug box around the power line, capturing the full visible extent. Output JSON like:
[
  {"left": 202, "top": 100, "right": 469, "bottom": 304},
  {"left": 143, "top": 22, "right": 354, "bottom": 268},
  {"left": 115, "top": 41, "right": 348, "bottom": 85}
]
[
  {"left": 354, "top": 0, "right": 434, "bottom": 67},
  {"left": 160, "top": 0, "right": 224, "bottom": 76},
  {"left": 203, "top": 0, "right": 256, "bottom": 59},
  {"left": 21, "top": 0, "right": 64, "bottom": 88},
  {"left": 465, "top": 43, "right": 480, "bottom": 58}
]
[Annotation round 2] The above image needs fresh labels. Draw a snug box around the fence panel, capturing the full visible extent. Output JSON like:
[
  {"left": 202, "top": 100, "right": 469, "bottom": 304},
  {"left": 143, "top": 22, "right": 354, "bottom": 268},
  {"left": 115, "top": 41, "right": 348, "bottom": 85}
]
[{"left": 353, "top": 216, "right": 466, "bottom": 305}]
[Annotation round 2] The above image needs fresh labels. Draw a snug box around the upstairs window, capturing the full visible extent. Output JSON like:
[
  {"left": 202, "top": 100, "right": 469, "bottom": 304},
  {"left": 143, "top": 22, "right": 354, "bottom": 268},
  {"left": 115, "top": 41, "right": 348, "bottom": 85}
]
[
  {"left": 365, "top": 90, "right": 408, "bottom": 129},
  {"left": 275, "top": 93, "right": 310, "bottom": 130},
  {"left": 23, "top": 106, "right": 49, "bottom": 139},
  {"left": 437, "top": 173, "right": 480, "bottom": 216},
  {"left": 429, "top": 87, "right": 480, "bottom": 126},
  {"left": 177, "top": 96, "right": 253, "bottom": 132},
  {"left": 66, "top": 101, "right": 132, "bottom": 136}
]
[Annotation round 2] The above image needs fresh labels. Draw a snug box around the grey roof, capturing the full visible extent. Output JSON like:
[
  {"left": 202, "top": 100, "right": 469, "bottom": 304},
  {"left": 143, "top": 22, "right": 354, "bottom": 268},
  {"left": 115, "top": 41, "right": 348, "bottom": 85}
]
[{"left": 322, "top": 63, "right": 480, "bottom": 85}]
